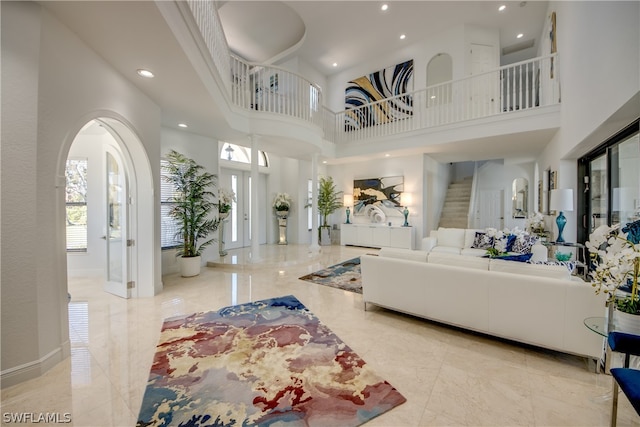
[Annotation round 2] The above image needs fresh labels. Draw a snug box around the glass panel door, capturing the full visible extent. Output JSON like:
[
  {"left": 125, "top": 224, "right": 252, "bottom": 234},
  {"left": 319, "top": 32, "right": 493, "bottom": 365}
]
[
  {"left": 104, "top": 150, "right": 129, "bottom": 298},
  {"left": 589, "top": 154, "right": 608, "bottom": 233},
  {"left": 611, "top": 133, "right": 640, "bottom": 226}
]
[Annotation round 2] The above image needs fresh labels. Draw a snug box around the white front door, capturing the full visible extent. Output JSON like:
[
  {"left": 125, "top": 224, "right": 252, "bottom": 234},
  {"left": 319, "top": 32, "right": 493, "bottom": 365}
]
[
  {"left": 220, "top": 169, "right": 267, "bottom": 250},
  {"left": 104, "top": 149, "right": 130, "bottom": 298}
]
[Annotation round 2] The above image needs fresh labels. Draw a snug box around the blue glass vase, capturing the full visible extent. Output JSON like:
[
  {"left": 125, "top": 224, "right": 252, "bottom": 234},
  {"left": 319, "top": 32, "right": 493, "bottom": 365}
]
[{"left": 556, "top": 211, "right": 567, "bottom": 242}]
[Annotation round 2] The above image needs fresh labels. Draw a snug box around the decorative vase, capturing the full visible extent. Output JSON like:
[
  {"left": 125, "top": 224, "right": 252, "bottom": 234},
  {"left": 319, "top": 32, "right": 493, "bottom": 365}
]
[
  {"left": 219, "top": 211, "right": 230, "bottom": 256},
  {"left": 614, "top": 306, "right": 640, "bottom": 335},
  {"left": 180, "top": 255, "right": 201, "bottom": 277},
  {"left": 276, "top": 210, "right": 288, "bottom": 245}
]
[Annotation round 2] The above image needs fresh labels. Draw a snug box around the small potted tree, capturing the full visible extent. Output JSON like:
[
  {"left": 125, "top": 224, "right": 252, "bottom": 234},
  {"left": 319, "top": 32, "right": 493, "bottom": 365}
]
[
  {"left": 317, "top": 176, "right": 343, "bottom": 245},
  {"left": 162, "top": 150, "right": 220, "bottom": 277}
]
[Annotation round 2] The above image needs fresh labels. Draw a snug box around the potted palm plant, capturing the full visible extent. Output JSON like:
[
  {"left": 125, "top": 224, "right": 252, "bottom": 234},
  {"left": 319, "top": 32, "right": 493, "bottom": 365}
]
[
  {"left": 317, "top": 176, "right": 343, "bottom": 245},
  {"left": 162, "top": 150, "right": 220, "bottom": 277}
]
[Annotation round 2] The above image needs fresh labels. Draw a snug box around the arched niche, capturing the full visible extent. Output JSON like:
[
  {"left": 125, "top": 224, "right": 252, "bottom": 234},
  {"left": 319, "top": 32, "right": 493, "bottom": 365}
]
[{"left": 426, "top": 53, "right": 453, "bottom": 105}]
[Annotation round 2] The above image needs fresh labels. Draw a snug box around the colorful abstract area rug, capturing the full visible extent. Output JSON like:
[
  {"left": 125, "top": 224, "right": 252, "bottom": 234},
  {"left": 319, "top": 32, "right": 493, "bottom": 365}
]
[
  {"left": 299, "top": 257, "right": 362, "bottom": 294},
  {"left": 137, "top": 295, "right": 405, "bottom": 427}
]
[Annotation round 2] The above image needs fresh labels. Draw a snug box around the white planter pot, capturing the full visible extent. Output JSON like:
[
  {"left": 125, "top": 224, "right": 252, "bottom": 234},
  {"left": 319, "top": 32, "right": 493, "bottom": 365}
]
[
  {"left": 320, "top": 227, "right": 331, "bottom": 246},
  {"left": 180, "top": 255, "right": 201, "bottom": 277},
  {"left": 614, "top": 307, "right": 640, "bottom": 335}
]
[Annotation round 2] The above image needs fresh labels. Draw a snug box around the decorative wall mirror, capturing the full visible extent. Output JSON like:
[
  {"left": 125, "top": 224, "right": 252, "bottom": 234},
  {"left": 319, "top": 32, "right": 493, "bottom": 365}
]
[{"left": 512, "top": 178, "right": 528, "bottom": 218}]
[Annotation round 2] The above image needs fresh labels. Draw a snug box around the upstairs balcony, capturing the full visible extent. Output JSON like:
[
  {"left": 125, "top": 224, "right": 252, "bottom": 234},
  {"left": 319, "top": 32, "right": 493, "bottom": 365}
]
[{"left": 186, "top": 0, "right": 561, "bottom": 151}]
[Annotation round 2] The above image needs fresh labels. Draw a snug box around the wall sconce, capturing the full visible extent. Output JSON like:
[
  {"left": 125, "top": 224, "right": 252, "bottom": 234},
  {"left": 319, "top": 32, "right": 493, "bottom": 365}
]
[
  {"left": 400, "top": 192, "right": 412, "bottom": 227},
  {"left": 343, "top": 194, "right": 353, "bottom": 224}
]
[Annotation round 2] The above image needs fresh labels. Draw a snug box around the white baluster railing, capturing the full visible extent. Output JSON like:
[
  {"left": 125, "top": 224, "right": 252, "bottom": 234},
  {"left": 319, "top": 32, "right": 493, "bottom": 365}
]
[
  {"left": 333, "top": 54, "right": 559, "bottom": 144},
  {"left": 230, "top": 56, "right": 323, "bottom": 126},
  {"left": 183, "top": 2, "right": 559, "bottom": 146}
]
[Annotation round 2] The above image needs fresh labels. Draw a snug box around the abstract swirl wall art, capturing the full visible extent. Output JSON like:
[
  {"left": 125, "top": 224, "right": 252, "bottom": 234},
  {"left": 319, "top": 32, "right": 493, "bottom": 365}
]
[
  {"left": 345, "top": 59, "right": 414, "bottom": 131},
  {"left": 137, "top": 295, "right": 406, "bottom": 426}
]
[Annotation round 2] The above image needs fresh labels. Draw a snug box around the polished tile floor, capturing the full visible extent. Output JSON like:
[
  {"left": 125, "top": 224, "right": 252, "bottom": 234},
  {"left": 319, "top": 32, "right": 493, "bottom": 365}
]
[{"left": 1, "top": 244, "right": 638, "bottom": 426}]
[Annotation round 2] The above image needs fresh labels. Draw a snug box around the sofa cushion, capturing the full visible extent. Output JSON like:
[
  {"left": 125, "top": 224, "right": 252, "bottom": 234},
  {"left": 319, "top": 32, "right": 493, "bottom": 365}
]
[
  {"left": 471, "top": 231, "right": 493, "bottom": 249},
  {"left": 464, "top": 229, "right": 485, "bottom": 248},
  {"left": 379, "top": 247, "right": 429, "bottom": 262},
  {"left": 489, "top": 258, "right": 569, "bottom": 280},
  {"left": 461, "top": 248, "right": 489, "bottom": 257},
  {"left": 437, "top": 227, "right": 466, "bottom": 248},
  {"left": 431, "top": 246, "right": 462, "bottom": 255},
  {"left": 428, "top": 252, "right": 490, "bottom": 270},
  {"left": 511, "top": 234, "right": 539, "bottom": 254}
]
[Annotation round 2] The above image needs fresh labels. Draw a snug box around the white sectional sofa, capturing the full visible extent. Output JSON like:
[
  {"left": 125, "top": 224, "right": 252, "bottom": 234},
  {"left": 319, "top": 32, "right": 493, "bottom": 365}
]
[
  {"left": 361, "top": 248, "right": 606, "bottom": 361},
  {"left": 421, "top": 227, "right": 540, "bottom": 257}
]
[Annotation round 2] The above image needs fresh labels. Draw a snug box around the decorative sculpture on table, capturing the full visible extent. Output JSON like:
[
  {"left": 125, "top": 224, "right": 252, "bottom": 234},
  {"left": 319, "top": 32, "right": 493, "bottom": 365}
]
[
  {"left": 217, "top": 187, "right": 236, "bottom": 256},
  {"left": 273, "top": 192, "right": 292, "bottom": 245}
]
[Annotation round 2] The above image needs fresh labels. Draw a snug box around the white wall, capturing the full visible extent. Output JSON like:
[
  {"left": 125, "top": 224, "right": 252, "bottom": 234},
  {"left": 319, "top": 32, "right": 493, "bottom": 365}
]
[
  {"left": 1, "top": 2, "right": 162, "bottom": 386},
  {"left": 535, "top": 1, "right": 640, "bottom": 243},
  {"left": 328, "top": 155, "right": 425, "bottom": 242}
]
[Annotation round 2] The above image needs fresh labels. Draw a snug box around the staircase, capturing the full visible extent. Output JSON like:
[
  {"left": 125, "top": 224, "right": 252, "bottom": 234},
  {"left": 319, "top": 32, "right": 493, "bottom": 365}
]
[{"left": 438, "top": 177, "right": 473, "bottom": 229}]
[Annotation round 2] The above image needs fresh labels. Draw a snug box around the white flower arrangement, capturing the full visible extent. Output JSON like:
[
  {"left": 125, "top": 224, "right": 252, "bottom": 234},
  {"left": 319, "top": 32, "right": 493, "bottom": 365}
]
[
  {"left": 273, "top": 192, "right": 292, "bottom": 211},
  {"left": 585, "top": 220, "right": 640, "bottom": 314},
  {"left": 218, "top": 188, "right": 236, "bottom": 214},
  {"left": 525, "top": 212, "right": 545, "bottom": 233}
]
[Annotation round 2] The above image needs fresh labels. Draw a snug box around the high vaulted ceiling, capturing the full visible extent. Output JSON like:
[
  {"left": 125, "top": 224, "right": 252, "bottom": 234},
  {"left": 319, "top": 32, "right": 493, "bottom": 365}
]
[
  {"left": 219, "top": 1, "right": 549, "bottom": 73},
  {"left": 40, "top": 0, "right": 551, "bottom": 162}
]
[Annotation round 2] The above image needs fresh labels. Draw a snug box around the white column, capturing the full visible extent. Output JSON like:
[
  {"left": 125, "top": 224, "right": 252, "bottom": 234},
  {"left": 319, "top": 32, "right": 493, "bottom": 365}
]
[
  {"left": 250, "top": 135, "right": 261, "bottom": 261},
  {"left": 309, "top": 153, "right": 320, "bottom": 252}
]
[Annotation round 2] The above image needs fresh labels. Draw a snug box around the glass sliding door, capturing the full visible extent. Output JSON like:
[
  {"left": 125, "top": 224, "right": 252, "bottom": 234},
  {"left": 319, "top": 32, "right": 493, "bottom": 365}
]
[
  {"left": 579, "top": 120, "right": 639, "bottom": 244},
  {"left": 610, "top": 133, "right": 640, "bottom": 226},
  {"left": 589, "top": 154, "right": 608, "bottom": 233}
]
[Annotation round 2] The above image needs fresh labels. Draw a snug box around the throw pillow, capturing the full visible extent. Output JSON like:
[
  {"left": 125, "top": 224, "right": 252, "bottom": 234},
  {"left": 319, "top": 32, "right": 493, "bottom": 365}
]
[
  {"left": 511, "top": 234, "right": 539, "bottom": 254},
  {"left": 471, "top": 232, "right": 493, "bottom": 249},
  {"left": 528, "top": 260, "right": 576, "bottom": 274}
]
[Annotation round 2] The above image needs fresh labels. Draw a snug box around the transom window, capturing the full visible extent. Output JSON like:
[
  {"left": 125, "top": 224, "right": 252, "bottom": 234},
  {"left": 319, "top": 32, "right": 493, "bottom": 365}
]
[{"left": 220, "top": 143, "right": 269, "bottom": 166}]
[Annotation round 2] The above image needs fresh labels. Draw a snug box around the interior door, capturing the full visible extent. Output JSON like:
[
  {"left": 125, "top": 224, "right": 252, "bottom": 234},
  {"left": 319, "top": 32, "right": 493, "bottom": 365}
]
[
  {"left": 477, "top": 189, "right": 503, "bottom": 229},
  {"left": 104, "top": 149, "right": 130, "bottom": 298},
  {"left": 470, "top": 43, "right": 497, "bottom": 117}
]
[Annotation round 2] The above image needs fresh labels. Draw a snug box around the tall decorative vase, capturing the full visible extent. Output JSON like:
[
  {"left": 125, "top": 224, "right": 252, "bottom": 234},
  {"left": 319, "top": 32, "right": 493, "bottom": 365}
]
[
  {"left": 219, "top": 211, "right": 230, "bottom": 256},
  {"left": 276, "top": 210, "right": 288, "bottom": 245},
  {"left": 556, "top": 211, "right": 567, "bottom": 242}
]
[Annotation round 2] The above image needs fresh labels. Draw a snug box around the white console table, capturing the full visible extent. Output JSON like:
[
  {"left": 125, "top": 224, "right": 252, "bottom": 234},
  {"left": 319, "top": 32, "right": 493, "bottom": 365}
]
[{"left": 341, "top": 224, "right": 414, "bottom": 250}]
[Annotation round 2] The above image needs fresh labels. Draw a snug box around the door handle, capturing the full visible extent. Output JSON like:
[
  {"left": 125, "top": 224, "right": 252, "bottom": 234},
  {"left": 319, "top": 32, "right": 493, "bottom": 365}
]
[{"left": 100, "top": 235, "right": 107, "bottom": 240}]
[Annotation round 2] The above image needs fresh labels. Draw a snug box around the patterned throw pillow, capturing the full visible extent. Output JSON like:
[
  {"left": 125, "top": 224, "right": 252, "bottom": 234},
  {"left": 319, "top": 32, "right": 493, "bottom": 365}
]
[
  {"left": 511, "top": 235, "right": 539, "bottom": 254},
  {"left": 471, "top": 232, "right": 493, "bottom": 249}
]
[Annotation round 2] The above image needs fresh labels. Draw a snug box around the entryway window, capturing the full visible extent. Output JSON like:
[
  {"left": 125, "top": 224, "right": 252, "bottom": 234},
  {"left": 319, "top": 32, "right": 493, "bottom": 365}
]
[
  {"left": 160, "top": 159, "right": 181, "bottom": 249},
  {"left": 220, "top": 142, "right": 269, "bottom": 166},
  {"left": 66, "top": 158, "right": 88, "bottom": 252}
]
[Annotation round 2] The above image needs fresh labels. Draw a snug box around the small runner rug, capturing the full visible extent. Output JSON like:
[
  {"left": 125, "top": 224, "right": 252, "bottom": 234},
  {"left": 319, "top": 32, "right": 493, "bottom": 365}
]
[
  {"left": 137, "top": 295, "right": 405, "bottom": 427},
  {"left": 299, "top": 257, "right": 362, "bottom": 294}
]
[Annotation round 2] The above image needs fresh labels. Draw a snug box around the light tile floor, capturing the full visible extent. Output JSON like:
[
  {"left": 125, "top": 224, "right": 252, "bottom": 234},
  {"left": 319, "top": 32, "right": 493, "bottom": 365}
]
[{"left": 2, "top": 244, "right": 638, "bottom": 426}]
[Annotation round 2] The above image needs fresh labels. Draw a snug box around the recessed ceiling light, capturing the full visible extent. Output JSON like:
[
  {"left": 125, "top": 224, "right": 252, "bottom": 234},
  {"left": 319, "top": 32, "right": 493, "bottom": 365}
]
[
  {"left": 498, "top": 5, "right": 506, "bottom": 11},
  {"left": 381, "top": 4, "right": 388, "bottom": 11},
  {"left": 178, "top": 123, "right": 188, "bottom": 128},
  {"left": 322, "top": 160, "right": 328, "bottom": 164},
  {"left": 332, "top": 62, "right": 338, "bottom": 67},
  {"left": 385, "top": 153, "right": 391, "bottom": 157},
  {"left": 400, "top": 34, "right": 406, "bottom": 40},
  {"left": 430, "top": 95, "right": 436, "bottom": 99},
  {"left": 137, "top": 69, "right": 154, "bottom": 78},
  {"left": 517, "top": 33, "right": 524, "bottom": 39}
]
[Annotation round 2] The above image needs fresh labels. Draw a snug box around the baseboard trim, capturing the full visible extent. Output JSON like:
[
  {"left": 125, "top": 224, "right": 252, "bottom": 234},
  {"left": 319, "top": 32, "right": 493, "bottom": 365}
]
[{"left": 0, "top": 341, "right": 70, "bottom": 389}]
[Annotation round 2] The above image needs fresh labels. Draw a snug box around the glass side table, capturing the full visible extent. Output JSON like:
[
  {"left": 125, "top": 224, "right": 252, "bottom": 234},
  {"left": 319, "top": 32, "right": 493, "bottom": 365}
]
[{"left": 542, "top": 241, "right": 588, "bottom": 280}]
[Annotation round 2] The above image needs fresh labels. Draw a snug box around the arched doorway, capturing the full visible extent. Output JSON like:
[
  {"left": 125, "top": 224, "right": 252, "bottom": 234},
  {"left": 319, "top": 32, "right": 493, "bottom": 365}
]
[{"left": 62, "top": 115, "right": 157, "bottom": 298}]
